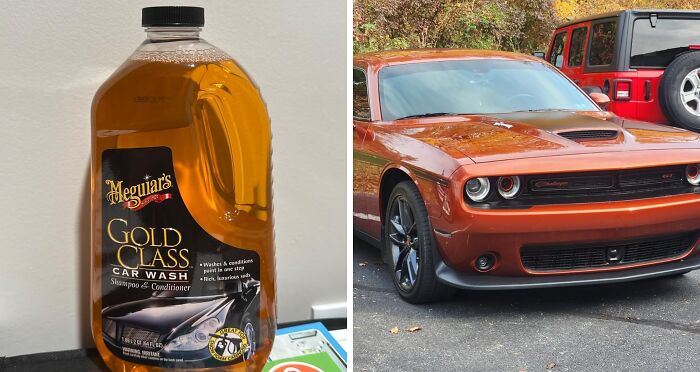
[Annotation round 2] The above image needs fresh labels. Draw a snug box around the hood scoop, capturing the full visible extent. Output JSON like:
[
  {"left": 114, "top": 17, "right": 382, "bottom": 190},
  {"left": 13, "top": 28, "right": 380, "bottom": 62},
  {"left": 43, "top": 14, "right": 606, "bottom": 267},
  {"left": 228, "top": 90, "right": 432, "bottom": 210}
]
[{"left": 557, "top": 129, "right": 619, "bottom": 141}]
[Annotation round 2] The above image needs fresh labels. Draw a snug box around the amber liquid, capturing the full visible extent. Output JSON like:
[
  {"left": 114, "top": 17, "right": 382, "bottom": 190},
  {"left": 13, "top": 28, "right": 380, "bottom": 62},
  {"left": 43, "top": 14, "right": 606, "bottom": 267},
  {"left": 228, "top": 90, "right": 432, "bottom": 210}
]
[{"left": 91, "top": 51, "right": 275, "bottom": 371}]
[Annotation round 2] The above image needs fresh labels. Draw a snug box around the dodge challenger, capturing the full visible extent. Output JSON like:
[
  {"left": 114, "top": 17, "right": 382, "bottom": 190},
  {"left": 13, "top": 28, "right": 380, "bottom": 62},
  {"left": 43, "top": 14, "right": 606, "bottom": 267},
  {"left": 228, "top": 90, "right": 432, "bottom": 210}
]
[{"left": 353, "top": 49, "right": 700, "bottom": 303}]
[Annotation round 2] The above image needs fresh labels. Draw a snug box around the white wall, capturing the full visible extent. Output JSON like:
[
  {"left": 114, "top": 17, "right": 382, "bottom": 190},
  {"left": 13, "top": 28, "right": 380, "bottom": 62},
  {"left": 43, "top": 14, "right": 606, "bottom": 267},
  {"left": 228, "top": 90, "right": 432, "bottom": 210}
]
[{"left": 0, "top": 0, "right": 346, "bottom": 357}]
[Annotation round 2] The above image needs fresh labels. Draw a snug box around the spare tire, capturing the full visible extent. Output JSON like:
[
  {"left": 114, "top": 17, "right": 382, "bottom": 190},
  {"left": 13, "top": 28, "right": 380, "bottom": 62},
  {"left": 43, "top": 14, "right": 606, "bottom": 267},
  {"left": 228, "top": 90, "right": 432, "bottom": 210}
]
[{"left": 659, "top": 52, "right": 700, "bottom": 131}]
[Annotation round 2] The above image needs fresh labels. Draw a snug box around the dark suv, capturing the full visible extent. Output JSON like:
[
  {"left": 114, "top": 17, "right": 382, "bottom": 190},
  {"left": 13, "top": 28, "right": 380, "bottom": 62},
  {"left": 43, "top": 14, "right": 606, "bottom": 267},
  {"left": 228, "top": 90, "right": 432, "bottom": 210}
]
[{"left": 542, "top": 10, "right": 700, "bottom": 131}]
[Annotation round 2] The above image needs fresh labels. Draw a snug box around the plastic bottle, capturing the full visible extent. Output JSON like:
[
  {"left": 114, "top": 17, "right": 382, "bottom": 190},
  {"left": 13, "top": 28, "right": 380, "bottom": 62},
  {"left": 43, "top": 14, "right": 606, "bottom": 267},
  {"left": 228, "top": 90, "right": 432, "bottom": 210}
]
[{"left": 91, "top": 6, "right": 275, "bottom": 371}]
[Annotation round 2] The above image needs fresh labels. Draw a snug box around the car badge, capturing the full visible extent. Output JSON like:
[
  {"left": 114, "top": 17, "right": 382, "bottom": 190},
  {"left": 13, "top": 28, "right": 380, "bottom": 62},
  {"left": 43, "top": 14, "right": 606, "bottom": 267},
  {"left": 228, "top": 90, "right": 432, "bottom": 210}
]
[
  {"left": 534, "top": 180, "right": 569, "bottom": 188},
  {"left": 493, "top": 121, "right": 513, "bottom": 129}
]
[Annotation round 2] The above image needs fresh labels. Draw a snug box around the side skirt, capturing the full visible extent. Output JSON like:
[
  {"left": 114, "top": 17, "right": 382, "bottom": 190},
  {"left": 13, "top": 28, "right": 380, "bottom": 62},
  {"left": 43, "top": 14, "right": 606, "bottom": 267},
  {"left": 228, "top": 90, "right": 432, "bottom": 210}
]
[{"left": 353, "top": 228, "right": 382, "bottom": 250}]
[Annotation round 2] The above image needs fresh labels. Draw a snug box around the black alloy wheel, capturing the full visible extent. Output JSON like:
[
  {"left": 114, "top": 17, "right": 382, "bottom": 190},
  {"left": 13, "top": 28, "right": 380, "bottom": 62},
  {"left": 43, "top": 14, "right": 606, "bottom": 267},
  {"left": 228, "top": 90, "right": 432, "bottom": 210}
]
[
  {"left": 384, "top": 181, "right": 455, "bottom": 303},
  {"left": 387, "top": 194, "right": 420, "bottom": 291}
]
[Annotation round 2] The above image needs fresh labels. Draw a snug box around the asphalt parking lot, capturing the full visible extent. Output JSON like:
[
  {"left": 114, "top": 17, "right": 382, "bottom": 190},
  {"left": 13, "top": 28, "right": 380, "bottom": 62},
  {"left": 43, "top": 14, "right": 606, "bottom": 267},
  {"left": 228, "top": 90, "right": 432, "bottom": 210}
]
[{"left": 353, "top": 238, "right": 700, "bottom": 372}]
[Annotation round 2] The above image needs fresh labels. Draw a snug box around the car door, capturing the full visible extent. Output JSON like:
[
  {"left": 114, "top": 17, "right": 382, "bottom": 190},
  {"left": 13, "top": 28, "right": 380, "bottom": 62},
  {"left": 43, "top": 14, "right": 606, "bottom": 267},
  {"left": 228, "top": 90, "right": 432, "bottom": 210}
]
[
  {"left": 579, "top": 18, "right": 620, "bottom": 100},
  {"left": 352, "top": 67, "right": 373, "bottom": 234},
  {"left": 547, "top": 28, "right": 568, "bottom": 71},
  {"left": 565, "top": 24, "right": 590, "bottom": 87}
]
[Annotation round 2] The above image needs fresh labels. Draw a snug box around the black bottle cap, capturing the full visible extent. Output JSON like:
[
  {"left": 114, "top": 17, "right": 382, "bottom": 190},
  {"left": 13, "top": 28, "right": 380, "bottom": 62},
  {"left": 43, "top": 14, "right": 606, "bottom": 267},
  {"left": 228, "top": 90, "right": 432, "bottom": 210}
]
[{"left": 142, "top": 6, "right": 204, "bottom": 27}]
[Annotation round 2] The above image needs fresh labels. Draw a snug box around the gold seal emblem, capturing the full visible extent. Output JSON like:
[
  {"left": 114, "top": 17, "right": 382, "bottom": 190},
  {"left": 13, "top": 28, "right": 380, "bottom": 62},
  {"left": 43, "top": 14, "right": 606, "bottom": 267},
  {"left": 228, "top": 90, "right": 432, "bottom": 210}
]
[{"left": 208, "top": 327, "right": 249, "bottom": 362}]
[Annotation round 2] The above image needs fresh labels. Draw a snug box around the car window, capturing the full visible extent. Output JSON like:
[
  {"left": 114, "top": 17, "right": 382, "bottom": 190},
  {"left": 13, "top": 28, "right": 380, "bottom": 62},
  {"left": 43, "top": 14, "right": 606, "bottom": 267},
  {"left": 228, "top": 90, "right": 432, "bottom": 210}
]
[
  {"left": 353, "top": 68, "right": 370, "bottom": 120},
  {"left": 568, "top": 27, "right": 587, "bottom": 67},
  {"left": 378, "top": 60, "right": 598, "bottom": 121},
  {"left": 631, "top": 18, "right": 700, "bottom": 68},
  {"left": 589, "top": 21, "right": 617, "bottom": 66},
  {"left": 549, "top": 31, "right": 567, "bottom": 68}
]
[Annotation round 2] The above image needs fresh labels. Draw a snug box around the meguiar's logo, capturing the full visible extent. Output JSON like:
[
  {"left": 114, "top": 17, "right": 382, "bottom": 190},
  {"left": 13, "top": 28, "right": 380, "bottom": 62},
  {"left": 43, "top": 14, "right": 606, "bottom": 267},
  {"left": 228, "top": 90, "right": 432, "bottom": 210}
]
[{"left": 105, "top": 173, "right": 173, "bottom": 211}]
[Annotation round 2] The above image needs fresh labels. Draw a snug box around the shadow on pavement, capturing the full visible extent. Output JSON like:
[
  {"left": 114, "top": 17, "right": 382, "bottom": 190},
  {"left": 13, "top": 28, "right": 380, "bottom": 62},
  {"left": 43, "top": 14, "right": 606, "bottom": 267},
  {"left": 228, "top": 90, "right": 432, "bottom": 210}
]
[{"left": 354, "top": 236, "right": 699, "bottom": 331}]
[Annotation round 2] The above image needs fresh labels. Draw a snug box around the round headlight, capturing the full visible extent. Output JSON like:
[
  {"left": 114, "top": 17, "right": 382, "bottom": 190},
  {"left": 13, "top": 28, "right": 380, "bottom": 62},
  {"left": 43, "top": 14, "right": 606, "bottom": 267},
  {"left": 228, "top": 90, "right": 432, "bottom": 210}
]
[
  {"left": 686, "top": 164, "right": 700, "bottom": 185},
  {"left": 465, "top": 177, "right": 490, "bottom": 202},
  {"left": 497, "top": 176, "right": 521, "bottom": 199}
]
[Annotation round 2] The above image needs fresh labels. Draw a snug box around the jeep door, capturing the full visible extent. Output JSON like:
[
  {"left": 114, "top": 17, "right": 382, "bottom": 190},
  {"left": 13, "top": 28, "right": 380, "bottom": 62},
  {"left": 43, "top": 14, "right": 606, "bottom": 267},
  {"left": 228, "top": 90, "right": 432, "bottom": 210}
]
[
  {"left": 562, "top": 23, "right": 590, "bottom": 87},
  {"left": 577, "top": 17, "right": 626, "bottom": 112}
]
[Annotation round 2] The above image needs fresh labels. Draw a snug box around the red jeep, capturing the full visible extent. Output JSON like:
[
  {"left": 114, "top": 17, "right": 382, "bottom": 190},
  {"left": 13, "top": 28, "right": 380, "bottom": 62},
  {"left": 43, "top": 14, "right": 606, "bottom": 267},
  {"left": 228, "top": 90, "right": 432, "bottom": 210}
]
[{"left": 543, "top": 10, "right": 700, "bottom": 131}]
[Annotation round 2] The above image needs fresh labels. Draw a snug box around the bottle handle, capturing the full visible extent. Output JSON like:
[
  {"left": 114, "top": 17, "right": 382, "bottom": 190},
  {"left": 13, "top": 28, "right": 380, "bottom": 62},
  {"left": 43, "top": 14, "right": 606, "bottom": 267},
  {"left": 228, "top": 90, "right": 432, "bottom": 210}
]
[{"left": 195, "top": 86, "right": 270, "bottom": 214}]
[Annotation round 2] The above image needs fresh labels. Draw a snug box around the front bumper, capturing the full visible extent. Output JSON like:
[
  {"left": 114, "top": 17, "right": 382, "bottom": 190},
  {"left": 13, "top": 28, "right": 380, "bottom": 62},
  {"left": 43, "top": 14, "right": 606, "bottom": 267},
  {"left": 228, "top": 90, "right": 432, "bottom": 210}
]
[
  {"left": 432, "top": 192, "right": 700, "bottom": 275},
  {"left": 435, "top": 248, "right": 700, "bottom": 290}
]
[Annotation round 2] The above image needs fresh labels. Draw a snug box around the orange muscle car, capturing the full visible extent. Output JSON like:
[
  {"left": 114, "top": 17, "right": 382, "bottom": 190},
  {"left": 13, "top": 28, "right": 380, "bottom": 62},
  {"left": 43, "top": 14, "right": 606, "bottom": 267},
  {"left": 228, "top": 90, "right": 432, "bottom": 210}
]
[{"left": 353, "top": 49, "right": 700, "bottom": 303}]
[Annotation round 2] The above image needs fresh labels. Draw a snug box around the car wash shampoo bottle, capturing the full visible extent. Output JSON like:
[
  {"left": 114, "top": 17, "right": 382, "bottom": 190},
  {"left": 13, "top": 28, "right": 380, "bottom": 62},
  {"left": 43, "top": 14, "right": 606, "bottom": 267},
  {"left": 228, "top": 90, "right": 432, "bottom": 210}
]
[{"left": 91, "top": 7, "right": 275, "bottom": 371}]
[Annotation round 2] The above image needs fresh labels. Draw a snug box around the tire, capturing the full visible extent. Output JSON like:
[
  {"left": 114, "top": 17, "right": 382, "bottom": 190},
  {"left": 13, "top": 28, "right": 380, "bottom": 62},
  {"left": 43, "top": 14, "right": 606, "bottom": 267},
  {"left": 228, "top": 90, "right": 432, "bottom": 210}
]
[
  {"left": 659, "top": 52, "right": 700, "bottom": 131},
  {"left": 383, "top": 181, "right": 456, "bottom": 303}
]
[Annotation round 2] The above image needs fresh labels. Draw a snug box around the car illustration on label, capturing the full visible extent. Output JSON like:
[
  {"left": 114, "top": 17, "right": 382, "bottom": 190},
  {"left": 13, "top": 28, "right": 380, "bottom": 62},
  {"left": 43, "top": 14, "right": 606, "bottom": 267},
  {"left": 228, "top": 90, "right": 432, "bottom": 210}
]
[{"left": 102, "top": 279, "right": 259, "bottom": 365}]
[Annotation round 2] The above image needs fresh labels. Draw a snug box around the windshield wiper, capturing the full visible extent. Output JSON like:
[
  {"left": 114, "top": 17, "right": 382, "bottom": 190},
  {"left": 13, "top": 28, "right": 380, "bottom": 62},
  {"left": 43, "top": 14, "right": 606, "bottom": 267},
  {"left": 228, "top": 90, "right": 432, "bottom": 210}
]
[{"left": 396, "top": 112, "right": 458, "bottom": 120}]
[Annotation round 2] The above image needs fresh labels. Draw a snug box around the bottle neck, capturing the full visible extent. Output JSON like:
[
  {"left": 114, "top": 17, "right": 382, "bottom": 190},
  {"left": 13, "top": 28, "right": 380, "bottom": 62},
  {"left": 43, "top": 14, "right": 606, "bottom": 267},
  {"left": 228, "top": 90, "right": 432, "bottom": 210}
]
[{"left": 145, "top": 27, "right": 201, "bottom": 42}]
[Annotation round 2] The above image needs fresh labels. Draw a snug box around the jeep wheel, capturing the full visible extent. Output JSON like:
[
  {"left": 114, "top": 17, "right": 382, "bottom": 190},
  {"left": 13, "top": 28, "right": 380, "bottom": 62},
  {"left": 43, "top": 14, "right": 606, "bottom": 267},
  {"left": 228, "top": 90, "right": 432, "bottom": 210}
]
[
  {"left": 383, "top": 181, "right": 455, "bottom": 303},
  {"left": 659, "top": 52, "right": 700, "bottom": 131}
]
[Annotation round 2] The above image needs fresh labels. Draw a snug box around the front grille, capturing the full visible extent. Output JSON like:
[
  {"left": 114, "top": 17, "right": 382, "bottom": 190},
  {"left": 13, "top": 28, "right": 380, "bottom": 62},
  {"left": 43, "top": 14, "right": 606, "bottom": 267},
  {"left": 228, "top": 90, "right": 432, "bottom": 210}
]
[
  {"left": 529, "top": 175, "right": 614, "bottom": 192},
  {"left": 557, "top": 130, "right": 619, "bottom": 141},
  {"left": 509, "top": 165, "right": 693, "bottom": 207},
  {"left": 122, "top": 326, "right": 161, "bottom": 348},
  {"left": 526, "top": 165, "right": 685, "bottom": 196},
  {"left": 521, "top": 232, "right": 696, "bottom": 271},
  {"left": 619, "top": 167, "right": 684, "bottom": 187},
  {"left": 467, "top": 165, "right": 699, "bottom": 209}
]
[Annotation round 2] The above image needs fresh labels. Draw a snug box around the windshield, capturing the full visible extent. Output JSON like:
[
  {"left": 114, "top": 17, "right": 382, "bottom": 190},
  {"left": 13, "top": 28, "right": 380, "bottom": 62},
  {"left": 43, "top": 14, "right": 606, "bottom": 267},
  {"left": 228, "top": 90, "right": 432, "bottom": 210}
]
[
  {"left": 631, "top": 18, "right": 700, "bottom": 68},
  {"left": 378, "top": 59, "right": 598, "bottom": 121}
]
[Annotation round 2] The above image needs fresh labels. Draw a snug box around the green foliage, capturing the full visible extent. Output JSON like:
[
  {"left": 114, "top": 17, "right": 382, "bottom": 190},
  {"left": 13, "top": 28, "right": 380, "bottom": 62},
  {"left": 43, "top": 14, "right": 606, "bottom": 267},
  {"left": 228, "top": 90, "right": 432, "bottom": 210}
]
[{"left": 353, "top": 0, "right": 559, "bottom": 54}]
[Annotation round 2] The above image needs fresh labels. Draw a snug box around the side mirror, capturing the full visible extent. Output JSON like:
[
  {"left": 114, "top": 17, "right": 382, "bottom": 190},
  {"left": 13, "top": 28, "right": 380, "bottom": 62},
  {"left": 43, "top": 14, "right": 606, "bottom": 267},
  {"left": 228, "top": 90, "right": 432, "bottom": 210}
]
[
  {"left": 532, "top": 51, "right": 545, "bottom": 59},
  {"left": 589, "top": 92, "right": 611, "bottom": 110}
]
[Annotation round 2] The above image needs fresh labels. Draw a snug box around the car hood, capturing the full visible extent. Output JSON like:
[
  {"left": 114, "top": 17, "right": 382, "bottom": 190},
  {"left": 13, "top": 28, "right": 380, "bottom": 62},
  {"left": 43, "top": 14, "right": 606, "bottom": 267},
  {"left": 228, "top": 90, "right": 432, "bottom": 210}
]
[
  {"left": 383, "top": 111, "right": 700, "bottom": 163},
  {"left": 103, "top": 296, "right": 228, "bottom": 333}
]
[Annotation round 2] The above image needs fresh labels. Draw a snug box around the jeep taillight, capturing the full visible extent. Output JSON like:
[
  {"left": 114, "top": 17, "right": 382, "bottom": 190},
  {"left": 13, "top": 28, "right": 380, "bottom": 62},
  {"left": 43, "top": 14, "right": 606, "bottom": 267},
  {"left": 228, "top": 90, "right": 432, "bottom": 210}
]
[{"left": 613, "top": 79, "right": 632, "bottom": 101}]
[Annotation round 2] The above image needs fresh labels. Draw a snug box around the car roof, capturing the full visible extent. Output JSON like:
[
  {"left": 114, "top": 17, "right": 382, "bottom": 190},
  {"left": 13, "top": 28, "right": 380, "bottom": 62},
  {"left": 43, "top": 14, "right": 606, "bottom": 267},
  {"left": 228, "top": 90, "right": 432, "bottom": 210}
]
[
  {"left": 557, "top": 9, "right": 700, "bottom": 28},
  {"left": 353, "top": 48, "right": 541, "bottom": 70}
]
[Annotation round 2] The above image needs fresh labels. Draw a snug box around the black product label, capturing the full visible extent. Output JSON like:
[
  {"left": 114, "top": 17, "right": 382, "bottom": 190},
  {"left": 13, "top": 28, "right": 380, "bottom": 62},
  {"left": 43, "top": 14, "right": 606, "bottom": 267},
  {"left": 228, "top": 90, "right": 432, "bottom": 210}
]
[{"left": 101, "top": 147, "right": 260, "bottom": 368}]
